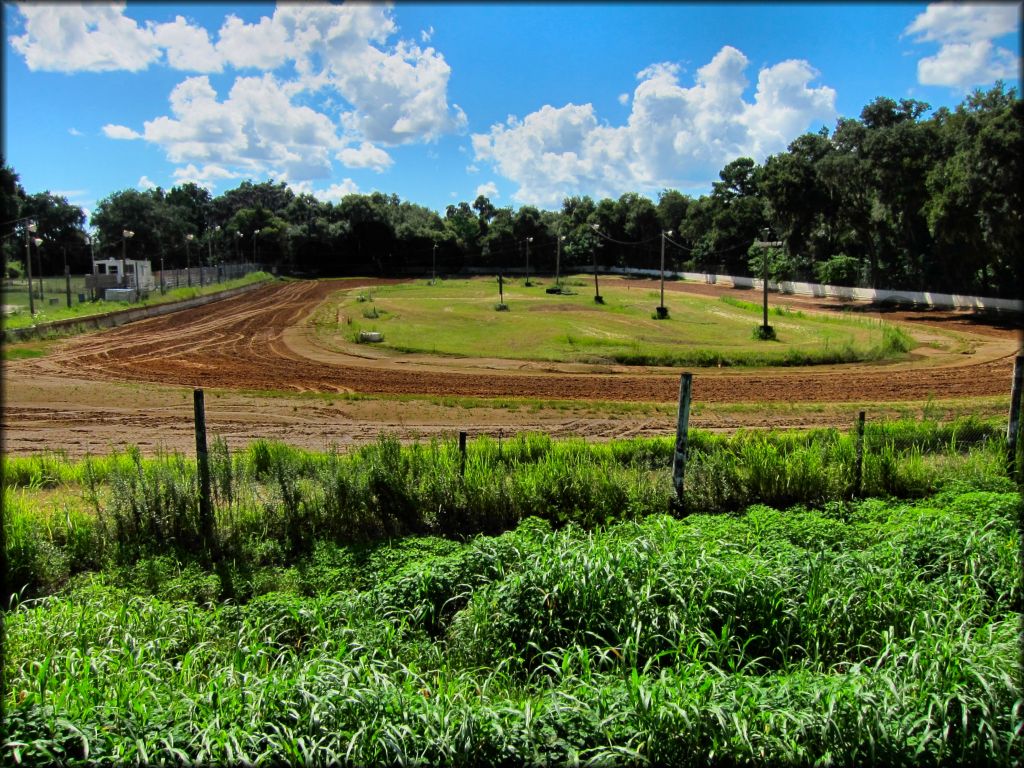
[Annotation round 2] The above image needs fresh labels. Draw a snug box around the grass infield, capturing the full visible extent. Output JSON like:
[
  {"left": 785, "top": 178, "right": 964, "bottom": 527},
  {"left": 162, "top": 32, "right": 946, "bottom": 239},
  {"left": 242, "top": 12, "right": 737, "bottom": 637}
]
[{"left": 318, "top": 276, "right": 914, "bottom": 367}]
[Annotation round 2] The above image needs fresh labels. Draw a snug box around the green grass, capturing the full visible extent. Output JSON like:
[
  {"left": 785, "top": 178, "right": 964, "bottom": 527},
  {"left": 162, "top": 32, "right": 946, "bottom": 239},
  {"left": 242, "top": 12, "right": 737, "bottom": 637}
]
[
  {"left": 3, "top": 418, "right": 1012, "bottom": 601},
  {"left": 1, "top": 344, "right": 49, "bottom": 360},
  {"left": 314, "top": 277, "right": 917, "bottom": 367},
  {"left": 3, "top": 484, "right": 1020, "bottom": 766},
  {"left": 1, "top": 272, "right": 274, "bottom": 332}
]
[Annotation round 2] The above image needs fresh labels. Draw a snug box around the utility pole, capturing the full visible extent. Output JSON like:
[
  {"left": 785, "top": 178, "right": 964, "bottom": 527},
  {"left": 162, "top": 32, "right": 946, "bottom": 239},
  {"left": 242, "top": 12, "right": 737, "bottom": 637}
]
[
  {"left": 432, "top": 242, "right": 437, "bottom": 284},
  {"left": 657, "top": 229, "right": 673, "bottom": 319},
  {"left": 63, "top": 247, "right": 71, "bottom": 307},
  {"left": 525, "top": 236, "right": 533, "bottom": 286},
  {"left": 755, "top": 227, "right": 782, "bottom": 338},
  {"left": 24, "top": 221, "right": 36, "bottom": 315},
  {"left": 555, "top": 234, "right": 565, "bottom": 292}
]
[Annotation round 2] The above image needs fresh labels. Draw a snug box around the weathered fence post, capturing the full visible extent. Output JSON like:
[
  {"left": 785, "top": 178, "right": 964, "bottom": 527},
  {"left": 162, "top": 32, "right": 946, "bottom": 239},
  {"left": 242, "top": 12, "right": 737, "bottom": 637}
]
[
  {"left": 1007, "top": 356, "right": 1023, "bottom": 478},
  {"left": 459, "top": 431, "right": 467, "bottom": 476},
  {"left": 672, "top": 373, "right": 693, "bottom": 509},
  {"left": 194, "top": 389, "right": 215, "bottom": 559},
  {"left": 854, "top": 410, "right": 866, "bottom": 497}
]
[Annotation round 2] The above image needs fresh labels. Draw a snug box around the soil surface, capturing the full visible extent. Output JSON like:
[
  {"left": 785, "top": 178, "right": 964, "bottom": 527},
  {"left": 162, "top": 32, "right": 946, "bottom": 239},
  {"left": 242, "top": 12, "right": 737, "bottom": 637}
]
[{"left": 3, "top": 277, "right": 1020, "bottom": 457}]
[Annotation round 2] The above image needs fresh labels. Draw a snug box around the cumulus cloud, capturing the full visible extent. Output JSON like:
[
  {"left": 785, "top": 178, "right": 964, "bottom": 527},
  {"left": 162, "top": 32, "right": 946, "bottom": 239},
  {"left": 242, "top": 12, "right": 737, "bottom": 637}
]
[
  {"left": 904, "top": 3, "right": 1020, "bottom": 90},
  {"left": 904, "top": 3, "right": 1019, "bottom": 43},
  {"left": 138, "top": 75, "right": 343, "bottom": 181},
  {"left": 472, "top": 46, "right": 836, "bottom": 207},
  {"left": 68, "top": 128, "right": 83, "bottom": 137},
  {"left": 103, "top": 124, "right": 142, "bottom": 140},
  {"left": 137, "top": 176, "right": 157, "bottom": 190},
  {"left": 294, "top": 179, "right": 361, "bottom": 202},
  {"left": 172, "top": 163, "right": 240, "bottom": 189},
  {"left": 152, "top": 15, "right": 223, "bottom": 73},
  {"left": 337, "top": 142, "right": 394, "bottom": 172},
  {"left": 476, "top": 181, "right": 499, "bottom": 199},
  {"left": 9, "top": 2, "right": 464, "bottom": 192},
  {"left": 9, "top": 2, "right": 159, "bottom": 72},
  {"left": 210, "top": 4, "right": 464, "bottom": 145}
]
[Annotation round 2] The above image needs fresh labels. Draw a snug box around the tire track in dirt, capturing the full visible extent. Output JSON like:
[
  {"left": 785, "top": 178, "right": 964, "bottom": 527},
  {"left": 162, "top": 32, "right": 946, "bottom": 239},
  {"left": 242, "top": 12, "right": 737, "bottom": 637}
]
[{"left": 16, "top": 278, "right": 1019, "bottom": 404}]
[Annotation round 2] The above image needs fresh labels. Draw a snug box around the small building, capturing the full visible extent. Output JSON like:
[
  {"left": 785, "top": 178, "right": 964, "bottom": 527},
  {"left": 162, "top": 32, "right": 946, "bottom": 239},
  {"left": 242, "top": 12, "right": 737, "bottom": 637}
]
[{"left": 85, "top": 257, "right": 156, "bottom": 300}]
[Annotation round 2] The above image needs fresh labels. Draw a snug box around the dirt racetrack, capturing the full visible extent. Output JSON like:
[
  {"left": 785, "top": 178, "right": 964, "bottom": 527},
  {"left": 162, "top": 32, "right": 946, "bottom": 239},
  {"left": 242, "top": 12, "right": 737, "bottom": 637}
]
[{"left": 3, "top": 278, "right": 1021, "bottom": 457}]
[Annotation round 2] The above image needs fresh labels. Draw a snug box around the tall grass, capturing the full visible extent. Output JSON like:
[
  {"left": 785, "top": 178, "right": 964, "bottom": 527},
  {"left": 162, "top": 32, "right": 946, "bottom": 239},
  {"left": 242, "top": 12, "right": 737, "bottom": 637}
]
[
  {"left": 4, "top": 489, "right": 1020, "bottom": 766},
  {"left": 3, "top": 418, "right": 1012, "bottom": 602}
]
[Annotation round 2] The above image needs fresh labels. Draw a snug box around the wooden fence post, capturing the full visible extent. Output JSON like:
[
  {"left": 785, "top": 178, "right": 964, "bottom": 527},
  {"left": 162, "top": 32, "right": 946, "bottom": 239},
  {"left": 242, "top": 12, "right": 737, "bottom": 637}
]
[
  {"left": 854, "top": 410, "right": 866, "bottom": 497},
  {"left": 459, "top": 431, "right": 467, "bottom": 476},
  {"left": 1007, "top": 356, "right": 1023, "bottom": 478},
  {"left": 194, "top": 389, "right": 215, "bottom": 560},
  {"left": 672, "top": 373, "right": 693, "bottom": 509}
]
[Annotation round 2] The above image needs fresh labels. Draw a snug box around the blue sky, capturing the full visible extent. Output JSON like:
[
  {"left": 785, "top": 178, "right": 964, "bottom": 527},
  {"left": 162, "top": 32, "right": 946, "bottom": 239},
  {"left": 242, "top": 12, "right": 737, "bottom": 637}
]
[{"left": 3, "top": 2, "right": 1021, "bottom": 223}]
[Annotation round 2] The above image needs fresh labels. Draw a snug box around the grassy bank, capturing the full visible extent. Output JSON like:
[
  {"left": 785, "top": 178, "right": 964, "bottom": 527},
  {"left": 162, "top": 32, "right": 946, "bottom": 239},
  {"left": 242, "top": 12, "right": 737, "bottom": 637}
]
[{"left": 0, "top": 271, "right": 274, "bottom": 332}]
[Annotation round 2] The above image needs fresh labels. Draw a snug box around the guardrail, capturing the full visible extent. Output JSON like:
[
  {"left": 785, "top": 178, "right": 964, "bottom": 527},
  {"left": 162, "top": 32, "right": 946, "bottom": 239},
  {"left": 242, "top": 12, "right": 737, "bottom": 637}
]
[{"left": 463, "top": 266, "right": 1023, "bottom": 312}]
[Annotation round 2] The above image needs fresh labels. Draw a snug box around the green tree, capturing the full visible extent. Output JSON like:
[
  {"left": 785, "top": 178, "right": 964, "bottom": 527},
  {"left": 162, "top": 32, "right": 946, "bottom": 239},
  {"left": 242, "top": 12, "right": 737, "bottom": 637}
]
[{"left": 18, "top": 192, "right": 88, "bottom": 273}]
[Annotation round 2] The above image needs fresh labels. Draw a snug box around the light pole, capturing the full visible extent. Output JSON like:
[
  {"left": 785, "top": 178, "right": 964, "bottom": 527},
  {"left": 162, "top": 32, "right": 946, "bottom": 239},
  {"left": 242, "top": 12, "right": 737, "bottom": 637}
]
[
  {"left": 24, "top": 221, "right": 37, "bottom": 315},
  {"left": 32, "top": 236, "right": 43, "bottom": 306},
  {"left": 235, "top": 231, "right": 243, "bottom": 273},
  {"left": 761, "top": 227, "right": 769, "bottom": 330},
  {"left": 432, "top": 242, "right": 437, "bottom": 284},
  {"left": 84, "top": 233, "right": 95, "bottom": 301},
  {"left": 555, "top": 234, "right": 565, "bottom": 292},
  {"left": 185, "top": 233, "right": 194, "bottom": 287},
  {"left": 524, "top": 236, "right": 533, "bottom": 286},
  {"left": 208, "top": 226, "right": 219, "bottom": 285},
  {"left": 63, "top": 245, "right": 71, "bottom": 308},
  {"left": 754, "top": 227, "right": 782, "bottom": 339},
  {"left": 590, "top": 224, "right": 603, "bottom": 303},
  {"left": 121, "top": 229, "right": 134, "bottom": 291},
  {"left": 657, "top": 229, "right": 673, "bottom": 319},
  {"left": 252, "top": 229, "right": 260, "bottom": 268}
]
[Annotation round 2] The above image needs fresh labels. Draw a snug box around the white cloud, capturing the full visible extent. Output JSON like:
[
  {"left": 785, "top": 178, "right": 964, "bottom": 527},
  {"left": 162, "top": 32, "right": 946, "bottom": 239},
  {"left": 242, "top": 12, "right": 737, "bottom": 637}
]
[
  {"left": 294, "top": 179, "right": 360, "bottom": 202},
  {"left": 905, "top": 3, "right": 1020, "bottom": 90},
  {"left": 476, "top": 181, "right": 499, "bottom": 199},
  {"left": 917, "top": 40, "right": 1019, "bottom": 88},
  {"left": 9, "top": 2, "right": 159, "bottom": 72},
  {"left": 205, "top": 4, "right": 465, "bottom": 145},
  {"left": 904, "top": 3, "right": 1019, "bottom": 43},
  {"left": 152, "top": 15, "right": 222, "bottom": 73},
  {"left": 465, "top": 164, "right": 480, "bottom": 173},
  {"left": 137, "top": 176, "right": 157, "bottom": 190},
  {"left": 13, "top": 3, "right": 467, "bottom": 192},
  {"left": 214, "top": 12, "right": 290, "bottom": 70},
  {"left": 472, "top": 46, "right": 836, "bottom": 207},
  {"left": 136, "top": 74, "right": 343, "bottom": 182},
  {"left": 103, "top": 124, "right": 142, "bottom": 140},
  {"left": 171, "top": 163, "right": 240, "bottom": 189},
  {"left": 68, "top": 128, "right": 83, "bottom": 137},
  {"left": 337, "top": 142, "right": 394, "bottom": 172},
  {"left": 618, "top": 93, "right": 630, "bottom": 106}
]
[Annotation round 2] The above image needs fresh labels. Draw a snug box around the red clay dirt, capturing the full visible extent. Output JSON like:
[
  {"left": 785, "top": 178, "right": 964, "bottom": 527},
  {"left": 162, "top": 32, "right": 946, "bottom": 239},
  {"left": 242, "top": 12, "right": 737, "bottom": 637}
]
[{"left": 2, "top": 277, "right": 1020, "bottom": 457}]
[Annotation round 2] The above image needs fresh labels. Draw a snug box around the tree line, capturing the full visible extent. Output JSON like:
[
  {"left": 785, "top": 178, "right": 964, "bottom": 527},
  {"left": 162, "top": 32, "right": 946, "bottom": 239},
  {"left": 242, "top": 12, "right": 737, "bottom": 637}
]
[{"left": 2, "top": 83, "right": 1020, "bottom": 298}]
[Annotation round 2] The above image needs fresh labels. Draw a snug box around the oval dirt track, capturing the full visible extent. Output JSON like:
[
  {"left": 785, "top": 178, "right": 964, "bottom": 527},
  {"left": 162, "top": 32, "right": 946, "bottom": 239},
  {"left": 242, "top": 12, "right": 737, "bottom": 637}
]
[
  {"left": 3, "top": 278, "right": 1020, "bottom": 457},
  {"left": 14, "top": 278, "right": 1021, "bottom": 403}
]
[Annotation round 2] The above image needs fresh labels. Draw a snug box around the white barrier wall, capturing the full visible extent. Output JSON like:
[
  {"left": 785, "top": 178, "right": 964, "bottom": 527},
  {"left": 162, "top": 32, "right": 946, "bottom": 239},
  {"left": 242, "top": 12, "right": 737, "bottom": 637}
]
[{"left": 600, "top": 267, "right": 1023, "bottom": 312}]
